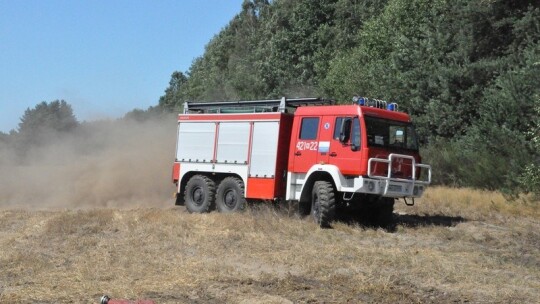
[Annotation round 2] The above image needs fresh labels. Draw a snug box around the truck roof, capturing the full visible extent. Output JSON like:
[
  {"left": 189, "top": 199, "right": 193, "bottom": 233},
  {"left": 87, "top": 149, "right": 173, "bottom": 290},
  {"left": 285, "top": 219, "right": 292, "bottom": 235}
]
[{"left": 295, "top": 104, "right": 411, "bottom": 123}]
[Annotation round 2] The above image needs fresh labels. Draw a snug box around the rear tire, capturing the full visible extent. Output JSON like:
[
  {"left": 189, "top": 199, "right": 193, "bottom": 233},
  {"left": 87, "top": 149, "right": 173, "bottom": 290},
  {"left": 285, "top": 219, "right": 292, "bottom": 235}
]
[
  {"left": 184, "top": 175, "right": 215, "bottom": 213},
  {"left": 216, "top": 177, "right": 247, "bottom": 213},
  {"left": 311, "top": 181, "right": 336, "bottom": 228}
]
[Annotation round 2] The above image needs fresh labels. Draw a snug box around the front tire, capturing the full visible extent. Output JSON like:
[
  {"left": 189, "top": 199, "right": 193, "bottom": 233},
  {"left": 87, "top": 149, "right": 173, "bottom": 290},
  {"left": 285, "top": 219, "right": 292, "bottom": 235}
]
[
  {"left": 374, "top": 197, "right": 395, "bottom": 227},
  {"left": 184, "top": 175, "right": 216, "bottom": 213},
  {"left": 216, "top": 177, "right": 246, "bottom": 213},
  {"left": 311, "top": 181, "right": 336, "bottom": 228}
]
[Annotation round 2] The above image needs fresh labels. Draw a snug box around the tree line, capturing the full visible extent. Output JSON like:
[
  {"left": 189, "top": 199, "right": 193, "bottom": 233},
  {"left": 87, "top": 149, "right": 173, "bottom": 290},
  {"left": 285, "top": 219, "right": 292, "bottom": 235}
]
[{"left": 158, "top": 0, "right": 540, "bottom": 195}]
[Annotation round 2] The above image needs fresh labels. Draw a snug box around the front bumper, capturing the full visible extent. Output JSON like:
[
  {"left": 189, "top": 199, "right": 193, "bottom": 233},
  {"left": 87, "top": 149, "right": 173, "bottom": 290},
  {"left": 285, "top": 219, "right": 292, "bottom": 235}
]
[
  {"left": 363, "top": 153, "right": 431, "bottom": 198},
  {"left": 357, "top": 178, "right": 428, "bottom": 198}
]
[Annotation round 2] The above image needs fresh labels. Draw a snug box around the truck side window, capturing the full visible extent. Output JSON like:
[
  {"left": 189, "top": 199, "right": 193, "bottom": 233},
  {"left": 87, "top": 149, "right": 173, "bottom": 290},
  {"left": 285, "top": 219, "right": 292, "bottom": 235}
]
[
  {"left": 351, "top": 117, "right": 361, "bottom": 149},
  {"left": 333, "top": 117, "right": 344, "bottom": 140},
  {"left": 300, "top": 117, "right": 319, "bottom": 140}
]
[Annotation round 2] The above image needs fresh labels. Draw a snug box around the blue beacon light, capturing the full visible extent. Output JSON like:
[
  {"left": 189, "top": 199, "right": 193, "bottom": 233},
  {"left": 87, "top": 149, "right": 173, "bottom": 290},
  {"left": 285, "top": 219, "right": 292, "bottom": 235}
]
[
  {"left": 387, "top": 103, "right": 397, "bottom": 111},
  {"left": 358, "top": 97, "right": 366, "bottom": 106}
]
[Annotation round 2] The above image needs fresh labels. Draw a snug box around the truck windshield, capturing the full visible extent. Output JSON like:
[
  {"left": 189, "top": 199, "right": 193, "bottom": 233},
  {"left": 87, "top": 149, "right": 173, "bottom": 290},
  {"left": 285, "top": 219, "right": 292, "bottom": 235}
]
[{"left": 365, "top": 116, "right": 419, "bottom": 151}]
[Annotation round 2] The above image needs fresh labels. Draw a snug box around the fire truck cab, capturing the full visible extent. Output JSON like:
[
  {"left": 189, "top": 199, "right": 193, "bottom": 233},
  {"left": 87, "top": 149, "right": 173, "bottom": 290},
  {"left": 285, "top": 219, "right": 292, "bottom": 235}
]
[{"left": 172, "top": 97, "right": 431, "bottom": 227}]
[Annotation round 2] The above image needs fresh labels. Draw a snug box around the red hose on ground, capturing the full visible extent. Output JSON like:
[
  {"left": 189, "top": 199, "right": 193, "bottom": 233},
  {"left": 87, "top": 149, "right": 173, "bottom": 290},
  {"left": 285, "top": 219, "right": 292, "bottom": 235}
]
[{"left": 100, "top": 295, "right": 155, "bottom": 304}]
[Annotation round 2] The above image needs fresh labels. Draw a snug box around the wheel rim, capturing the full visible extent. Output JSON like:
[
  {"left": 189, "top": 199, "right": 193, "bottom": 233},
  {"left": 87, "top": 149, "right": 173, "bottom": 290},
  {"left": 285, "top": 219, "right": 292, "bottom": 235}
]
[
  {"left": 191, "top": 186, "right": 204, "bottom": 206},
  {"left": 223, "top": 189, "right": 237, "bottom": 209}
]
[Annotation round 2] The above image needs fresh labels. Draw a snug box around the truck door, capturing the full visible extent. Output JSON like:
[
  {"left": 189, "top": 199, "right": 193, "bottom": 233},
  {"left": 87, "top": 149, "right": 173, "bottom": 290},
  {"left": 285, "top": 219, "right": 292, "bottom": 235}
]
[
  {"left": 328, "top": 116, "right": 362, "bottom": 175},
  {"left": 291, "top": 117, "right": 320, "bottom": 173},
  {"left": 316, "top": 116, "right": 334, "bottom": 165}
]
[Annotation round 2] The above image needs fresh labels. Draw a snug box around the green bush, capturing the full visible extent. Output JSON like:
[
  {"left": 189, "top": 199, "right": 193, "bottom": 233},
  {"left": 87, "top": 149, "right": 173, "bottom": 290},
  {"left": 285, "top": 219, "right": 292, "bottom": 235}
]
[{"left": 518, "top": 95, "right": 540, "bottom": 197}]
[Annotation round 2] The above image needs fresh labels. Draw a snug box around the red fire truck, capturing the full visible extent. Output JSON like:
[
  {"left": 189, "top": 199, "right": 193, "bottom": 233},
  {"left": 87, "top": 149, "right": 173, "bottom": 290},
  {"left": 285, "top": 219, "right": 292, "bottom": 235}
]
[{"left": 172, "top": 97, "right": 431, "bottom": 227}]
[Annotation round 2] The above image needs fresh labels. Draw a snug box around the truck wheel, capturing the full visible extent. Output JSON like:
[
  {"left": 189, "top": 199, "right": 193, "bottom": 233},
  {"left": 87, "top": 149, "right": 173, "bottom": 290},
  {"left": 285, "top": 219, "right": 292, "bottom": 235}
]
[
  {"left": 375, "top": 197, "right": 395, "bottom": 227},
  {"left": 216, "top": 177, "right": 246, "bottom": 213},
  {"left": 184, "top": 175, "right": 215, "bottom": 213},
  {"left": 311, "top": 181, "right": 336, "bottom": 228}
]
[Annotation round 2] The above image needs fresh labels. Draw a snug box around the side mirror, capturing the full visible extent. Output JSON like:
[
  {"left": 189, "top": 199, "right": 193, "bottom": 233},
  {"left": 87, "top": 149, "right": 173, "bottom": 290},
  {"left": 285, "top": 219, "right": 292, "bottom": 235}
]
[{"left": 339, "top": 118, "right": 351, "bottom": 143}]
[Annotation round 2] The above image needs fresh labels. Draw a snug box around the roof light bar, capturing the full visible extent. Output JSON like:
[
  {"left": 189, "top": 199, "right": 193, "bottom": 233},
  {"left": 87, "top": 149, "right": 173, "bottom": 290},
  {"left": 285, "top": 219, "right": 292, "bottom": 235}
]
[{"left": 352, "top": 96, "right": 399, "bottom": 111}]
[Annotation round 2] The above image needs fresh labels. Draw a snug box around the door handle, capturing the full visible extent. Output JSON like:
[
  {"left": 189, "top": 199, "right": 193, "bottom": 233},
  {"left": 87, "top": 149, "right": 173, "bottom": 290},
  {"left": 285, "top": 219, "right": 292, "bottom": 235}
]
[
  {"left": 295, "top": 151, "right": 302, "bottom": 156},
  {"left": 329, "top": 152, "right": 337, "bottom": 157}
]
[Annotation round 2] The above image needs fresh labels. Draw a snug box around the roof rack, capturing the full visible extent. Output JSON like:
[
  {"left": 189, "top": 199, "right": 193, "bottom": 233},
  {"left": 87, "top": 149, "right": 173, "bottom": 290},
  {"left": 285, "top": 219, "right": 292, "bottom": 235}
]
[{"left": 183, "top": 97, "right": 334, "bottom": 114}]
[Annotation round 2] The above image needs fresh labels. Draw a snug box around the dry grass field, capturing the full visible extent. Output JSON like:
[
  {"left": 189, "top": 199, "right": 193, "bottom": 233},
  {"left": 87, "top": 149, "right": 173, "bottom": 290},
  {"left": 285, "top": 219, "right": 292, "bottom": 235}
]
[{"left": 0, "top": 187, "right": 539, "bottom": 304}]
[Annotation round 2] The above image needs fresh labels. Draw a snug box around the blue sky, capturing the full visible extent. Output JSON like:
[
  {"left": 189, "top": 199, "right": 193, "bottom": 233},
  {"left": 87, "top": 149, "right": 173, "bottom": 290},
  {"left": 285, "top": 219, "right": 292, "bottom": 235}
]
[{"left": 0, "top": 0, "right": 244, "bottom": 132}]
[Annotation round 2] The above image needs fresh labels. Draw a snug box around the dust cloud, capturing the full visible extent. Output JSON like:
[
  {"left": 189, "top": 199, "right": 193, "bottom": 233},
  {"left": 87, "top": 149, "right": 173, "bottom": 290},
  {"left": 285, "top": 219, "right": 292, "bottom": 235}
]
[{"left": 0, "top": 116, "right": 178, "bottom": 209}]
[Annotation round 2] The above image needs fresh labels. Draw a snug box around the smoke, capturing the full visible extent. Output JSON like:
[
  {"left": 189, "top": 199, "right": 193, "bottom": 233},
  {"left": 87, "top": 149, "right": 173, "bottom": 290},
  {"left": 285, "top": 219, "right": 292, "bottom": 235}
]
[{"left": 0, "top": 115, "right": 178, "bottom": 209}]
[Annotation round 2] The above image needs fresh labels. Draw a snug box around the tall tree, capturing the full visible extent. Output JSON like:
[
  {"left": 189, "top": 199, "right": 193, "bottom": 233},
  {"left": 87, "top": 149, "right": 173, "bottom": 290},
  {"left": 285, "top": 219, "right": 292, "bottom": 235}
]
[
  {"left": 18, "top": 100, "right": 78, "bottom": 136},
  {"left": 158, "top": 71, "right": 188, "bottom": 111}
]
